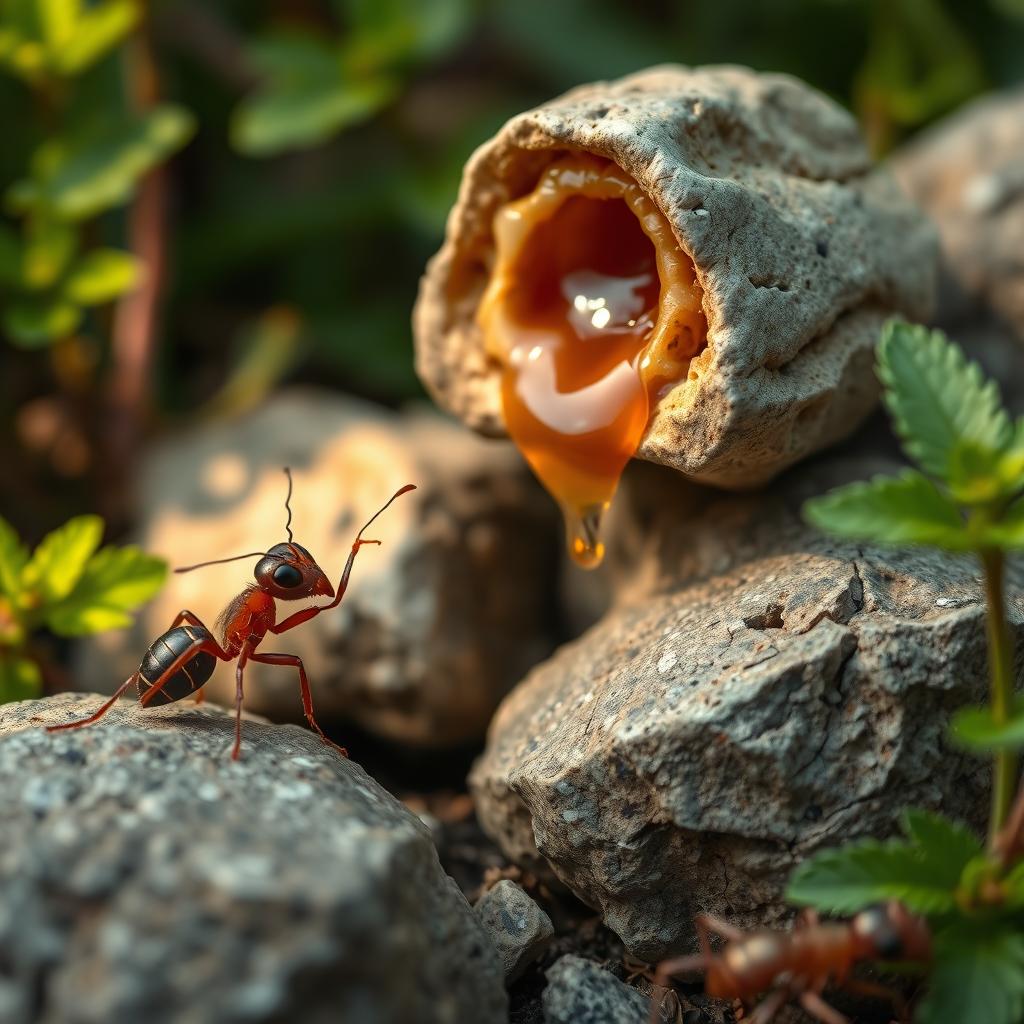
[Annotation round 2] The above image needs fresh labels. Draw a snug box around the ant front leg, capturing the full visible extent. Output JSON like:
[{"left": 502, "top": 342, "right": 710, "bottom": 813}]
[{"left": 250, "top": 651, "right": 347, "bottom": 758}]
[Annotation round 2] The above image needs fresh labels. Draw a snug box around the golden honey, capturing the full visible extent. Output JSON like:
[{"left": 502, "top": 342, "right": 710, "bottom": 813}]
[{"left": 478, "top": 155, "right": 706, "bottom": 568}]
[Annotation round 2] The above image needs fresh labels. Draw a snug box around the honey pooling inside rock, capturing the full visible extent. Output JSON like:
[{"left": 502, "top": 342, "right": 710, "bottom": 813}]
[{"left": 478, "top": 155, "right": 706, "bottom": 568}]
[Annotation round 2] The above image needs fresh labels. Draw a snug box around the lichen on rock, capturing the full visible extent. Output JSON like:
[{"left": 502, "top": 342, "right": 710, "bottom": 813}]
[{"left": 0, "top": 694, "right": 507, "bottom": 1024}]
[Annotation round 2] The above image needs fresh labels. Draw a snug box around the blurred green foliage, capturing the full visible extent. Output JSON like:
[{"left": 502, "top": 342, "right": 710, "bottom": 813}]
[
  {"left": 0, "top": 512, "right": 166, "bottom": 701},
  {"left": 0, "top": 0, "right": 1022, "bottom": 536}
]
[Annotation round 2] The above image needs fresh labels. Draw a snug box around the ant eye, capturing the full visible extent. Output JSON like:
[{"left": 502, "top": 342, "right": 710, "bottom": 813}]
[{"left": 272, "top": 564, "right": 303, "bottom": 588}]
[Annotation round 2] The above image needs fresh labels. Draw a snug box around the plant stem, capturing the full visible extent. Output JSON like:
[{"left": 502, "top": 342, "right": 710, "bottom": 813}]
[{"left": 982, "top": 548, "right": 1018, "bottom": 843}]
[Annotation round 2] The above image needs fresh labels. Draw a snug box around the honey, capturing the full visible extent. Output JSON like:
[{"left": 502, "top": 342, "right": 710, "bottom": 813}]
[{"left": 477, "top": 155, "right": 706, "bottom": 568}]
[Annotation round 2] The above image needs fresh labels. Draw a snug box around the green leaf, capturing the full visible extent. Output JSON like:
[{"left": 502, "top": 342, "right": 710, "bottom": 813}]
[
  {"left": 4, "top": 298, "right": 81, "bottom": 347},
  {"left": 878, "top": 321, "right": 1013, "bottom": 484},
  {"left": 989, "top": 498, "right": 1024, "bottom": 549},
  {"left": 787, "top": 810, "right": 978, "bottom": 914},
  {"left": 343, "top": 0, "right": 473, "bottom": 69},
  {"left": 0, "top": 515, "right": 29, "bottom": 601},
  {"left": 53, "top": 0, "right": 138, "bottom": 75},
  {"left": 231, "top": 33, "right": 397, "bottom": 156},
  {"left": 63, "top": 248, "right": 141, "bottom": 305},
  {"left": 10, "top": 106, "right": 195, "bottom": 220},
  {"left": 902, "top": 809, "right": 983, "bottom": 868},
  {"left": 917, "top": 924, "right": 1024, "bottom": 1024},
  {"left": 0, "top": 655, "right": 42, "bottom": 703},
  {"left": 952, "top": 697, "right": 1024, "bottom": 752},
  {"left": 22, "top": 216, "right": 76, "bottom": 289},
  {"left": 804, "top": 471, "right": 971, "bottom": 550},
  {"left": 21, "top": 514, "right": 103, "bottom": 604},
  {"left": 45, "top": 544, "right": 166, "bottom": 636}
]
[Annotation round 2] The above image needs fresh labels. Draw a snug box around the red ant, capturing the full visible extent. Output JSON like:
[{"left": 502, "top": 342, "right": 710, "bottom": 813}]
[
  {"left": 650, "top": 903, "right": 931, "bottom": 1024},
  {"left": 47, "top": 469, "right": 415, "bottom": 760}
]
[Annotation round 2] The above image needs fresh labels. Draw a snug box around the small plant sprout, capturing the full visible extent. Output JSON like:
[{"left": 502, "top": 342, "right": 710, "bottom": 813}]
[
  {"left": 784, "top": 321, "right": 1024, "bottom": 1024},
  {"left": 0, "top": 513, "right": 167, "bottom": 703}
]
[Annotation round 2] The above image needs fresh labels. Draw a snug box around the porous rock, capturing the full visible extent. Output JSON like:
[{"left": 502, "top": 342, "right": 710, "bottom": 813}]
[
  {"left": 470, "top": 448, "right": 1022, "bottom": 961},
  {"left": 891, "top": 87, "right": 1024, "bottom": 338},
  {"left": 474, "top": 878, "right": 553, "bottom": 984},
  {"left": 542, "top": 955, "right": 648, "bottom": 1024},
  {"left": 0, "top": 694, "right": 507, "bottom": 1024},
  {"left": 414, "top": 63, "right": 937, "bottom": 488},
  {"left": 79, "top": 389, "right": 557, "bottom": 747}
]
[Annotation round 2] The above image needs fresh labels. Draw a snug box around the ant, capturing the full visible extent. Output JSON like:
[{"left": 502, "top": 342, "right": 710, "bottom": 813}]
[
  {"left": 650, "top": 902, "right": 931, "bottom": 1024},
  {"left": 46, "top": 469, "right": 415, "bottom": 760}
]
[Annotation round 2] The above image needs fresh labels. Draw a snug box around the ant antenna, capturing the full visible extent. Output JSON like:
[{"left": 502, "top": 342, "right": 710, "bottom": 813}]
[
  {"left": 174, "top": 552, "right": 267, "bottom": 574},
  {"left": 283, "top": 466, "right": 294, "bottom": 543}
]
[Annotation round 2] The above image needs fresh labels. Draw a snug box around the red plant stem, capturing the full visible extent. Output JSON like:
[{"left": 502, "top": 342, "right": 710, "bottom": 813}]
[{"left": 106, "top": 15, "right": 166, "bottom": 515}]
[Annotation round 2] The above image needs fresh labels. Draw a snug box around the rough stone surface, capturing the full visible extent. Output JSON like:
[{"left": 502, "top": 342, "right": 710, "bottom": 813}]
[
  {"left": 475, "top": 879, "right": 554, "bottom": 984},
  {"left": 891, "top": 87, "right": 1024, "bottom": 338},
  {"left": 0, "top": 694, "right": 507, "bottom": 1024},
  {"left": 542, "top": 955, "right": 648, "bottom": 1024},
  {"left": 414, "top": 63, "right": 937, "bottom": 488},
  {"left": 470, "top": 447, "right": 1024, "bottom": 962},
  {"left": 79, "top": 389, "right": 558, "bottom": 747}
]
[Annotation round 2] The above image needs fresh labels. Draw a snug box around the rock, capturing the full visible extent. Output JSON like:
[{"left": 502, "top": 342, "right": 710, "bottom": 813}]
[
  {"left": 891, "top": 87, "right": 1024, "bottom": 339},
  {"left": 542, "top": 955, "right": 648, "bottom": 1024},
  {"left": 414, "top": 63, "right": 936, "bottom": 488},
  {"left": 79, "top": 389, "right": 558, "bottom": 748},
  {"left": 474, "top": 879, "right": 553, "bottom": 984},
  {"left": 470, "top": 446, "right": 1021, "bottom": 961},
  {"left": 0, "top": 694, "right": 507, "bottom": 1024}
]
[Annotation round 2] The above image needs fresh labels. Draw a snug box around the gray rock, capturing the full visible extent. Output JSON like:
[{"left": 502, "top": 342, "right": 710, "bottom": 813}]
[
  {"left": 0, "top": 694, "right": 508, "bottom": 1024},
  {"left": 542, "top": 955, "right": 648, "bottom": 1024},
  {"left": 471, "top": 449, "right": 1022, "bottom": 961},
  {"left": 79, "top": 389, "right": 557, "bottom": 748},
  {"left": 415, "top": 63, "right": 937, "bottom": 488},
  {"left": 891, "top": 87, "right": 1024, "bottom": 339},
  {"left": 474, "top": 879, "right": 553, "bottom": 983}
]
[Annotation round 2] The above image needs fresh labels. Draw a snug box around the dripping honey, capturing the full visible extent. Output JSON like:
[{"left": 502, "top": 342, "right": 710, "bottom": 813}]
[{"left": 477, "top": 155, "right": 706, "bottom": 568}]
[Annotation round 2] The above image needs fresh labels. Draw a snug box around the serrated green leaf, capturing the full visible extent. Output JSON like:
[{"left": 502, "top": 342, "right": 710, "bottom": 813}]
[
  {"left": 21, "top": 514, "right": 103, "bottom": 604},
  {"left": 0, "top": 655, "right": 42, "bottom": 703},
  {"left": 45, "top": 544, "right": 166, "bottom": 636},
  {"left": 788, "top": 842, "right": 959, "bottom": 915},
  {"left": 0, "top": 516, "right": 29, "bottom": 600},
  {"left": 63, "top": 248, "right": 141, "bottom": 305},
  {"left": 878, "top": 321, "right": 1013, "bottom": 484},
  {"left": 53, "top": 0, "right": 138, "bottom": 75},
  {"left": 952, "top": 697, "right": 1024, "bottom": 752},
  {"left": 10, "top": 106, "right": 195, "bottom": 220},
  {"left": 4, "top": 298, "right": 81, "bottom": 347},
  {"left": 788, "top": 810, "right": 978, "bottom": 915},
  {"left": 902, "top": 809, "right": 982, "bottom": 868},
  {"left": 917, "top": 924, "right": 1024, "bottom": 1024},
  {"left": 804, "top": 471, "right": 971, "bottom": 551}
]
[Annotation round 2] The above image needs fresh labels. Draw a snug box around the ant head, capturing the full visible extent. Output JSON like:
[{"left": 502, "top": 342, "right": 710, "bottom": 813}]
[
  {"left": 254, "top": 542, "right": 334, "bottom": 600},
  {"left": 850, "top": 902, "right": 931, "bottom": 962}
]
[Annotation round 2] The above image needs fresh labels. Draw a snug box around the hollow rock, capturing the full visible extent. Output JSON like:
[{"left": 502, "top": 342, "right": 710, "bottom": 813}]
[
  {"left": 470, "top": 446, "right": 1022, "bottom": 961},
  {"left": 0, "top": 694, "right": 507, "bottom": 1024},
  {"left": 414, "top": 63, "right": 937, "bottom": 488},
  {"left": 891, "top": 87, "right": 1024, "bottom": 339},
  {"left": 79, "top": 389, "right": 558, "bottom": 748}
]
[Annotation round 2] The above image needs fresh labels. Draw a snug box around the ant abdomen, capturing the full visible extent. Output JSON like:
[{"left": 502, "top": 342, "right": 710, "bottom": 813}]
[{"left": 137, "top": 625, "right": 217, "bottom": 705}]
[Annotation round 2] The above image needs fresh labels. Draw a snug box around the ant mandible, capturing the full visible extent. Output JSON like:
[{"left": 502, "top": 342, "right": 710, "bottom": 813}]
[
  {"left": 47, "top": 469, "right": 415, "bottom": 760},
  {"left": 650, "top": 902, "right": 931, "bottom": 1024}
]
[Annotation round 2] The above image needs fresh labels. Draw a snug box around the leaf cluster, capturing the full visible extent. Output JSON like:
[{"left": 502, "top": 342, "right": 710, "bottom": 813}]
[
  {"left": 231, "top": 0, "right": 472, "bottom": 156},
  {"left": 0, "top": 514, "right": 165, "bottom": 703},
  {"left": 789, "top": 812, "right": 1024, "bottom": 1024},
  {"left": 805, "top": 321, "right": 1024, "bottom": 554},
  {"left": 0, "top": 1, "right": 194, "bottom": 347}
]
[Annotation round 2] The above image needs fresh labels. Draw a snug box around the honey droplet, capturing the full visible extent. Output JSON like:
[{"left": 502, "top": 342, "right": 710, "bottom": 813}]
[{"left": 478, "top": 155, "right": 706, "bottom": 569}]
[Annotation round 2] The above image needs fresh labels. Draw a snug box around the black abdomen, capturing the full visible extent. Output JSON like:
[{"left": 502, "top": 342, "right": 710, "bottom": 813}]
[{"left": 138, "top": 625, "right": 216, "bottom": 705}]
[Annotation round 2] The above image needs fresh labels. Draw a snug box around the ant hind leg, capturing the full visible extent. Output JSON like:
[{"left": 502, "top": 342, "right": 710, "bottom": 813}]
[
  {"left": 45, "top": 673, "right": 140, "bottom": 732},
  {"left": 799, "top": 991, "right": 849, "bottom": 1024}
]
